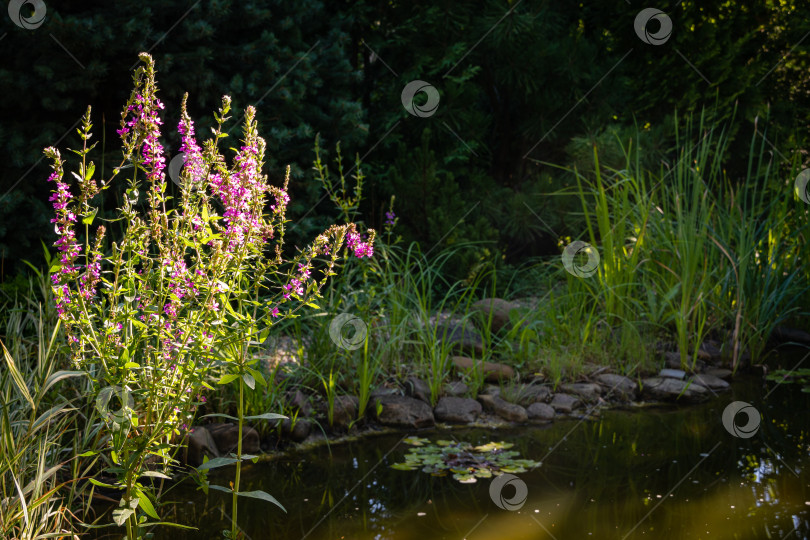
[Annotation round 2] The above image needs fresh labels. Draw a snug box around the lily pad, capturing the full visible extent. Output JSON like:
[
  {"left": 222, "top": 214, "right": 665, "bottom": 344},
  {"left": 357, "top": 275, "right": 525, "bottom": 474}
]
[{"left": 391, "top": 439, "right": 538, "bottom": 483}]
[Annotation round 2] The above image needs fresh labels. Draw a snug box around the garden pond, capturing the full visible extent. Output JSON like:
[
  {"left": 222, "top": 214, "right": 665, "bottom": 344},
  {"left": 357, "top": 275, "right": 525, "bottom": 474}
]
[{"left": 130, "top": 370, "right": 810, "bottom": 540}]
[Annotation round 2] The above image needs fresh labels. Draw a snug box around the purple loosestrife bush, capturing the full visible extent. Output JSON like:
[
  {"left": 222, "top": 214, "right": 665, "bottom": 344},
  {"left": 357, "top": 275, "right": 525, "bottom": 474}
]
[{"left": 45, "top": 53, "right": 374, "bottom": 539}]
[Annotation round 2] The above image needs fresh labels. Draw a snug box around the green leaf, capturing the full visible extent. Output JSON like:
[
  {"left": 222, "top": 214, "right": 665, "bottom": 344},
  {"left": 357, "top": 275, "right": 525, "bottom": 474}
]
[
  {"left": 403, "top": 437, "right": 430, "bottom": 446},
  {"left": 218, "top": 374, "right": 240, "bottom": 385},
  {"left": 124, "top": 362, "right": 140, "bottom": 369},
  {"left": 88, "top": 478, "right": 118, "bottom": 489},
  {"left": 82, "top": 207, "right": 98, "bottom": 225},
  {"left": 243, "top": 413, "right": 287, "bottom": 422},
  {"left": 140, "top": 471, "right": 171, "bottom": 480},
  {"left": 2, "top": 342, "right": 34, "bottom": 409},
  {"left": 391, "top": 463, "right": 417, "bottom": 471},
  {"left": 243, "top": 373, "right": 255, "bottom": 390},
  {"left": 235, "top": 490, "right": 286, "bottom": 512},
  {"left": 42, "top": 370, "right": 86, "bottom": 395},
  {"left": 78, "top": 450, "right": 98, "bottom": 458},
  {"left": 112, "top": 507, "right": 135, "bottom": 527},
  {"left": 196, "top": 457, "right": 239, "bottom": 471},
  {"left": 199, "top": 413, "right": 239, "bottom": 421},
  {"left": 246, "top": 367, "right": 266, "bottom": 387},
  {"left": 305, "top": 302, "right": 320, "bottom": 309},
  {"left": 135, "top": 488, "right": 159, "bottom": 520}
]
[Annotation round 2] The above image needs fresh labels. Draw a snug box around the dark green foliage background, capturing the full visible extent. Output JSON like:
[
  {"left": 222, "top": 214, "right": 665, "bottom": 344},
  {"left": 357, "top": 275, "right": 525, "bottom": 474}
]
[{"left": 1, "top": 0, "right": 808, "bottom": 278}]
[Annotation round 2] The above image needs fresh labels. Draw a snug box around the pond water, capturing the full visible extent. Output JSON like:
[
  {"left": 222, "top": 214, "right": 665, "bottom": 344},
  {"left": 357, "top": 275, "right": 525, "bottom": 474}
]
[{"left": 147, "top": 372, "right": 809, "bottom": 540}]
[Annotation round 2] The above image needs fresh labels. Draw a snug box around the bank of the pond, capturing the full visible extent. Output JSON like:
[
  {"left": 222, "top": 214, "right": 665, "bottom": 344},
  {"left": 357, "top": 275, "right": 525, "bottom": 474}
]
[{"left": 182, "top": 336, "right": 742, "bottom": 467}]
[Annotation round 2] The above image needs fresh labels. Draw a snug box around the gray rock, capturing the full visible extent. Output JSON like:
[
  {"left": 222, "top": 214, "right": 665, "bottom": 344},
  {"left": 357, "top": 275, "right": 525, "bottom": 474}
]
[
  {"left": 659, "top": 368, "right": 687, "bottom": 380},
  {"left": 550, "top": 393, "right": 580, "bottom": 413},
  {"left": 443, "top": 381, "right": 469, "bottom": 397},
  {"left": 452, "top": 356, "right": 515, "bottom": 382},
  {"left": 526, "top": 402, "right": 555, "bottom": 422},
  {"left": 595, "top": 374, "right": 638, "bottom": 400},
  {"left": 480, "top": 384, "right": 501, "bottom": 397},
  {"left": 641, "top": 377, "right": 709, "bottom": 403},
  {"left": 404, "top": 376, "right": 432, "bottom": 404},
  {"left": 331, "top": 395, "right": 359, "bottom": 429},
  {"left": 704, "top": 368, "right": 732, "bottom": 380},
  {"left": 664, "top": 352, "right": 682, "bottom": 369},
  {"left": 185, "top": 426, "right": 219, "bottom": 466},
  {"left": 206, "top": 423, "right": 260, "bottom": 455},
  {"left": 470, "top": 298, "right": 521, "bottom": 333},
  {"left": 697, "top": 340, "right": 723, "bottom": 361},
  {"left": 434, "top": 397, "right": 482, "bottom": 423},
  {"left": 375, "top": 395, "right": 435, "bottom": 428},
  {"left": 477, "top": 394, "right": 528, "bottom": 422},
  {"left": 286, "top": 389, "right": 313, "bottom": 417},
  {"left": 689, "top": 373, "right": 730, "bottom": 391},
  {"left": 370, "top": 387, "right": 400, "bottom": 399},
  {"left": 280, "top": 418, "right": 312, "bottom": 442},
  {"left": 560, "top": 383, "right": 602, "bottom": 402},
  {"left": 508, "top": 383, "right": 551, "bottom": 406},
  {"left": 437, "top": 323, "right": 485, "bottom": 356}
]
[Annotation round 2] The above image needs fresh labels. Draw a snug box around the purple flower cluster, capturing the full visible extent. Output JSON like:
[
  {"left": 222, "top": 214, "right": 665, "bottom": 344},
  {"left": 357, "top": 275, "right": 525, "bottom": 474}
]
[
  {"left": 119, "top": 93, "right": 167, "bottom": 188},
  {"left": 177, "top": 118, "right": 206, "bottom": 185},
  {"left": 79, "top": 228, "right": 105, "bottom": 301},
  {"left": 283, "top": 263, "right": 311, "bottom": 300},
  {"left": 347, "top": 229, "right": 374, "bottom": 258},
  {"left": 210, "top": 142, "right": 268, "bottom": 254},
  {"left": 46, "top": 157, "right": 82, "bottom": 317}
]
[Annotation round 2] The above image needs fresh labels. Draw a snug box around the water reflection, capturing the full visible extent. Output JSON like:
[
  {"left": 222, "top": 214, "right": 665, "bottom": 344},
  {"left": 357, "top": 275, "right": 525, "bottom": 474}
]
[{"left": 140, "top": 373, "right": 809, "bottom": 540}]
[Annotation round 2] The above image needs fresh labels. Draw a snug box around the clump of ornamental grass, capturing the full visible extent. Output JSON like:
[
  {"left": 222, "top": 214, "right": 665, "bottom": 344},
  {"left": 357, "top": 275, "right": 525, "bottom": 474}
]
[{"left": 44, "top": 52, "right": 374, "bottom": 539}]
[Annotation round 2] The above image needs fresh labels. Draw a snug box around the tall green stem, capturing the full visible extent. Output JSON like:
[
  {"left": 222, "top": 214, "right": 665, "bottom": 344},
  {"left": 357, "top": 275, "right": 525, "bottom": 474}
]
[{"left": 231, "top": 375, "right": 244, "bottom": 539}]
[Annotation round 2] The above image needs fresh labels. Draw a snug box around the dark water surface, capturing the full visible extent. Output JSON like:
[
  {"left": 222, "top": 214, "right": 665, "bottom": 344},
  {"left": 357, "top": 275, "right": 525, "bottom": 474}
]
[{"left": 146, "top": 373, "right": 809, "bottom": 540}]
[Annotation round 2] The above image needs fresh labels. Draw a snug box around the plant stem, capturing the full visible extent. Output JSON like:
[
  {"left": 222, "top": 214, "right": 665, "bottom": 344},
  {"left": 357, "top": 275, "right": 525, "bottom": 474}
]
[{"left": 231, "top": 375, "right": 244, "bottom": 539}]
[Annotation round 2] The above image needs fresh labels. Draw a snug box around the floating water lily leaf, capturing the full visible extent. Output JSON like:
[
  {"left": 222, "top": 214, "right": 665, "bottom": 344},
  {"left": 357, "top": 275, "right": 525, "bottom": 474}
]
[
  {"left": 454, "top": 473, "right": 477, "bottom": 483},
  {"left": 404, "top": 436, "right": 431, "bottom": 446},
  {"left": 391, "top": 438, "right": 538, "bottom": 483},
  {"left": 473, "top": 441, "right": 513, "bottom": 452}
]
